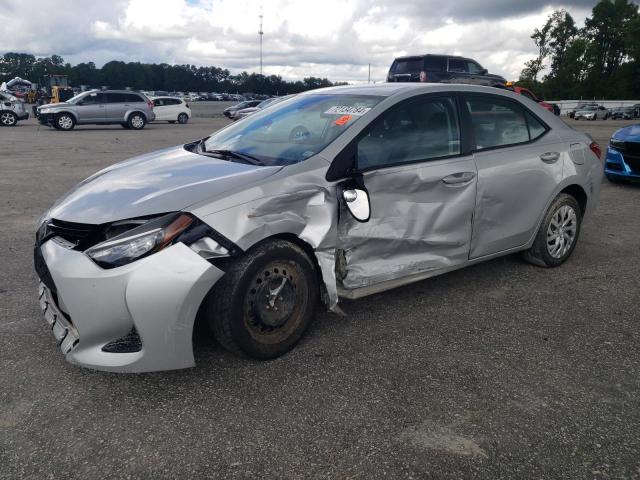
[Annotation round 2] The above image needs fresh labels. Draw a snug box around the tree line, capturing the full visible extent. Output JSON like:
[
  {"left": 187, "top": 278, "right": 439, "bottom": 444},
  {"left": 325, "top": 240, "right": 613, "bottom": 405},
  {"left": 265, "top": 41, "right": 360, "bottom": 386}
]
[
  {"left": 518, "top": 0, "right": 640, "bottom": 100},
  {"left": 0, "top": 53, "right": 343, "bottom": 95}
]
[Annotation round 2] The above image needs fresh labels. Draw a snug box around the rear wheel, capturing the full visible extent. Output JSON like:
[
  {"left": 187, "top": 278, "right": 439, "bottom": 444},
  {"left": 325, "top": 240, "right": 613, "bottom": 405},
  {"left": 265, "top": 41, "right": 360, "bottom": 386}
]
[
  {"left": 177, "top": 113, "right": 189, "bottom": 124},
  {"left": 0, "top": 111, "right": 17, "bottom": 126},
  {"left": 127, "top": 112, "right": 146, "bottom": 130},
  {"left": 55, "top": 113, "right": 75, "bottom": 131},
  {"left": 523, "top": 193, "right": 582, "bottom": 267},
  {"left": 206, "top": 240, "right": 319, "bottom": 359}
]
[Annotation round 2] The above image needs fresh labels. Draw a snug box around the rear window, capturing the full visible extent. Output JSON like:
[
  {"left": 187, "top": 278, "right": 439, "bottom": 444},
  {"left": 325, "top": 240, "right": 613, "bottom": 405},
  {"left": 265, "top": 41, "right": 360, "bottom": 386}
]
[{"left": 392, "top": 58, "right": 423, "bottom": 74}]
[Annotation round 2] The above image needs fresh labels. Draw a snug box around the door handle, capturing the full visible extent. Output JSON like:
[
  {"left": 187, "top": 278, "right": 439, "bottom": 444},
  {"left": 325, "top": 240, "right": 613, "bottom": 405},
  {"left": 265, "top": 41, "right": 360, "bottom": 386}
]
[
  {"left": 540, "top": 152, "right": 560, "bottom": 163},
  {"left": 442, "top": 171, "right": 476, "bottom": 185}
]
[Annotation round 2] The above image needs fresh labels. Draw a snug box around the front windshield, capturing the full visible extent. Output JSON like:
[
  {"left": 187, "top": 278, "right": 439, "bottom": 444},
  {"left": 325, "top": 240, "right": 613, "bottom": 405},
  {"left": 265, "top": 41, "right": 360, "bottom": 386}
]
[
  {"left": 66, "top": 92, "right": 90, "bottom": 104},
  {"left": 204, "top": 93, "right": 383, "bottom": 166}
]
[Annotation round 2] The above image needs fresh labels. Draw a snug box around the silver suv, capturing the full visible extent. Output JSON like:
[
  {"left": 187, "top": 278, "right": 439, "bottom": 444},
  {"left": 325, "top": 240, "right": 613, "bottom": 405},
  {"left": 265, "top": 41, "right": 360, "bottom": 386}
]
[
  {"left": 36, "top": 89, "right": 155, "bottom": 131},
  {"left": 0, "top": 91, "right": 29, "bottom": 126}
]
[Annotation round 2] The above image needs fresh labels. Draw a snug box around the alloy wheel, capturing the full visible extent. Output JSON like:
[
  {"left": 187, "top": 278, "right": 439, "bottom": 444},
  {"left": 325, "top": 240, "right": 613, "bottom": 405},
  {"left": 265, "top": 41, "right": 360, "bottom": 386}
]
[
  {"left": 1, "top": 112, "right": 17, "bottom": 126},
  {"left": 546, "top": 205, "right": 577, "bottom": 259},
  {"left": 58, "top": 115, "right": 73, "bottom": 130}
]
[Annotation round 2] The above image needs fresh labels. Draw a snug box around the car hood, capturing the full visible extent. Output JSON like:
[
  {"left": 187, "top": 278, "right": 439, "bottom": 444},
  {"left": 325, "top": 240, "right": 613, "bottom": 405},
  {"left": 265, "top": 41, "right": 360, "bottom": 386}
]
[
  {"left": 613, "top": 124, "right": 640, "bottom": 142},
  {"left": 46, "top": 145, "right": 282, "bottom": 224},
  {"left": 38, "top": 102, "right": 70, "bottom": 110}
]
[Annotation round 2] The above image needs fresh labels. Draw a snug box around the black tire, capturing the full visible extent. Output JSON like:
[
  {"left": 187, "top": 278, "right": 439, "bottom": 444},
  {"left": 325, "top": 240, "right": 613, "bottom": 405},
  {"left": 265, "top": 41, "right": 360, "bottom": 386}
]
[
  {"left": 206, "top": 239, "right": 319, "bottom": 359},
  {"left": 55, "top": 113, "right": 75, "bottom": 131},
  {"left": 0, "top": 111, "right": 17, "bottom": 126},
  {"left": 522, "top": 193, "right": 582, "bottom": 268},
  {"left": 121, "top": 123, "right": 130, "bottom": 129},
  {"left": 127, "top": 112, "right": 146, "bottom": 130},
  {"left": 177, "top": 113, "right": 189, "bottom": 124}
]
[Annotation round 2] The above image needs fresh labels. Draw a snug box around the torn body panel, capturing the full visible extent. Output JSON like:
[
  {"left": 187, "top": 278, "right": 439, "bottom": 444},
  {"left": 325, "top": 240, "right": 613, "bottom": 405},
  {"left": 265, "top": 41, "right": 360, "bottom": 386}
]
[
  {"left": 190, "top": 156, "right": 341, "bottom": 310},
  {"left": 336, "top": 156, "right": 477, "bottom": 291}
]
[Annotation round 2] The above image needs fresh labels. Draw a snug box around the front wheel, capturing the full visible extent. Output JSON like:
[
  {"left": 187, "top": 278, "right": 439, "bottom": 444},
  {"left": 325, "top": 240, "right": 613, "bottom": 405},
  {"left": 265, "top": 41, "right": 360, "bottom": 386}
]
[
  {"left": 0, "top": 111, "right": 17, "bottom": 126},
  {"left": 206, "top": 240, "right": 319, "bottom": 359},
  {"left": 127, "top": 113, "right": 146, "bottom": 130},
  {"left": 522, "top": 194, "right": 582, "bottom": 267},
  {"left": 56, "top": 113, "right": 75, "bottom": 131}
]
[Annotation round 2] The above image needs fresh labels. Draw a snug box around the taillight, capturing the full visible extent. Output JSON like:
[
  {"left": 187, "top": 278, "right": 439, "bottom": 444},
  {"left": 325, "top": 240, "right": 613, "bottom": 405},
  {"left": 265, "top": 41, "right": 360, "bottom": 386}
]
[
  {"left": 147, "top": 100, "right": 153, "bottom": 109},
  {"left": 589, "top": 141, "right": 602, "bottom": 160},
  {"left": 420, "top": 71, "right": 428, "bottom": 82}
]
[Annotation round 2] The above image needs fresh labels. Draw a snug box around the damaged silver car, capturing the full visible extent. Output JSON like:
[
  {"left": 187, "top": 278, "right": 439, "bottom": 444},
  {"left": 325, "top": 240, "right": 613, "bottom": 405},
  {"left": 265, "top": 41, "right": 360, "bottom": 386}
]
[{"left": 34, "top": 84, "right": 603, "bottom": 372}]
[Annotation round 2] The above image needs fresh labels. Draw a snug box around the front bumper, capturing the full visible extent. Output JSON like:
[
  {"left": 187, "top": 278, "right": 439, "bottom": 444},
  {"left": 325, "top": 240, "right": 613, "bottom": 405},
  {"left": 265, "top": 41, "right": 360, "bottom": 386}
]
[
  {"left": 37, "top": 112, "right": 55, "bottom": 125},
  {"left": 605, "top": 146, "right": 640, "bottom": 181},
  {"left": 35, "top": 238, "right": 224, "bottom": 372}
]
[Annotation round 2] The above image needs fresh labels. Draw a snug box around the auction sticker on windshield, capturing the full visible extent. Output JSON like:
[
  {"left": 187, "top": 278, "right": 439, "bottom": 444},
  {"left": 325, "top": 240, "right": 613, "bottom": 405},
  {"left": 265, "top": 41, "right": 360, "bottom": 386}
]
[{"left": 324, "top": 106, "right": 372, "bottom": 116}]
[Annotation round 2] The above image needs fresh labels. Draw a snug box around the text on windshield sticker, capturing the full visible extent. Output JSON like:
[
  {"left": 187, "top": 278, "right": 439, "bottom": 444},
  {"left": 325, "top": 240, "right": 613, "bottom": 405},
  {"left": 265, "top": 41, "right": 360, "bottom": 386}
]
[{"left": 324, "top": 106, "right": 371, "bottom": 116}]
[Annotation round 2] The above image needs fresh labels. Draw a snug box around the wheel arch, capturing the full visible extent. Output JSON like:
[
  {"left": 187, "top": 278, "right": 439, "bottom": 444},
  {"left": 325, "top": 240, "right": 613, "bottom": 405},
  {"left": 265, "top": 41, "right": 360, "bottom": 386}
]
[
  {"left": 54, "top": 110, "right": 78, "bottom": 122},
  {"left": 125, "top": 110, "right": 148, "bottom": 122},
  {"left": 559, "top": 184, "right": 588, "bottom": 217}
]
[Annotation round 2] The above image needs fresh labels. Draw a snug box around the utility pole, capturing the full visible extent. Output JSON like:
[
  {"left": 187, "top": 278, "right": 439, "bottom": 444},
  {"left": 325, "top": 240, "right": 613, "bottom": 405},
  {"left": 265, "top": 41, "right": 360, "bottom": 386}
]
[
  {"left": 368, "top": 64, "right": 371, "bottom": 83},
  {"left": 259, "top": 7, "right": 264, "bottom": 76}
]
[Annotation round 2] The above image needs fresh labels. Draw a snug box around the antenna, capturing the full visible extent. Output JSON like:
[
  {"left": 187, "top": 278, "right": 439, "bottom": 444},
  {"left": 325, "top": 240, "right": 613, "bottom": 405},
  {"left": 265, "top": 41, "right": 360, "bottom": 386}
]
[{"left": 259, "top": 7, "right": 264, "bottom": 76}]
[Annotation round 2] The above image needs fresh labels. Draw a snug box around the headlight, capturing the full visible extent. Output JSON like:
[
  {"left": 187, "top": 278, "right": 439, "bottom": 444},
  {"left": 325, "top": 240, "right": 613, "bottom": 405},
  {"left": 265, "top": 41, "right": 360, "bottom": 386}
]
[
  {"left": 39, "top": 108, "right": 51, "bottom": 114},
  {"left": 610, "top": 138, "right": 625, "bottom": 150},
  {"left": 86, "top": 213, "right": 194, "bottom": 268}
]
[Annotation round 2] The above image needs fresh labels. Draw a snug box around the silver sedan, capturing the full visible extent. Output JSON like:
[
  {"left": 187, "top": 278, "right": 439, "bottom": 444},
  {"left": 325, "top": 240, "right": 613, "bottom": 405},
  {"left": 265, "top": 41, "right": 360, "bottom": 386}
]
[{"left": 34, "top": 83, "right": 603, "bottom": 372}]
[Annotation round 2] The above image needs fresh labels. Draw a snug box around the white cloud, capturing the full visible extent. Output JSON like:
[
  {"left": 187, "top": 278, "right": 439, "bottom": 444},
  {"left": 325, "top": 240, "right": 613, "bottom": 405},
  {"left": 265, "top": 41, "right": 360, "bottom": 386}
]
[{"left": 0, "top": 0, "right": 603, "bottom": 83}]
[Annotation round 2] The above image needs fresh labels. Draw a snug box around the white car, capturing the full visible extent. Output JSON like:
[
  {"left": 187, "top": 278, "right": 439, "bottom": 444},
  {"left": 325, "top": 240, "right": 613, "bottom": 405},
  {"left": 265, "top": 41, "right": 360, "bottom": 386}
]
[{"left": 151, "top": 97, "right": 191, "bottom": 124}]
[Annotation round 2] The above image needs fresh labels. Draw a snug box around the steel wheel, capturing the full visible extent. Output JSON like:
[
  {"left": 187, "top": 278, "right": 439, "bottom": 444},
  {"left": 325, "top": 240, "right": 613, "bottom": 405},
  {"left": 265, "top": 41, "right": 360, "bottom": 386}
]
[
  {"left": 546, "top": 205, "right": 577, "bottom": 259},
  {"left": 1, "top": 111, "right": 17, "bottom": 126},
  {"left": 244, "top": 261, "right": 308, "bottom": 345}
]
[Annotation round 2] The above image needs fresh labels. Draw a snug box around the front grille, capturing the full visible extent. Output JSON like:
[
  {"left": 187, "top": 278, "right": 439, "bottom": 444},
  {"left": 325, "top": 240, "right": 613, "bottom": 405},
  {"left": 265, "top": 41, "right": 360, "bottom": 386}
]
[
  {"left": 623, "top": 155, "right": 640, "bottom": 173},
  {"left": 625, "top": 142, "right": 640, "bottom": 156},
  {"left": 39, "top": 218, "right": 102, "bottom": 250}
]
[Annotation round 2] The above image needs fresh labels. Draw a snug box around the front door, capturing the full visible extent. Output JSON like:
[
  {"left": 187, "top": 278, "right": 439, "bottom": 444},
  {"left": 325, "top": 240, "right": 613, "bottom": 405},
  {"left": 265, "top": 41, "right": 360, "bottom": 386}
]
[
  {"left": 74, "top": 92, "right": 107, "bottom": 122},
  {"left": 464, "top": 93, "right": 565, "bottom": 258},
  {"left": 337, "top": 94, "right": 477, "bottom": 291}
]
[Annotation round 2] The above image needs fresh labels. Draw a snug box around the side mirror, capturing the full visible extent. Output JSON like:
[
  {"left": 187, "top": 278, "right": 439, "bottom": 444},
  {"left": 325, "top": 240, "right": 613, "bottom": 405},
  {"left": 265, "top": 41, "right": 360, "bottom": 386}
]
[
  {"left": 480, "top": 68, "right": 488, "bottom": 75},
  {"left": 343, "top": 188, "right": 370, "bottom": 222}
]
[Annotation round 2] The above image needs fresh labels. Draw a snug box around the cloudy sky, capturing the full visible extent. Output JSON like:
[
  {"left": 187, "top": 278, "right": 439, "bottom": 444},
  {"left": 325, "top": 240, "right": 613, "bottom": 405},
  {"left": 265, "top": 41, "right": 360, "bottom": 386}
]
[{"left": 0, "top": 0, "right": 605, "bottom": 82}]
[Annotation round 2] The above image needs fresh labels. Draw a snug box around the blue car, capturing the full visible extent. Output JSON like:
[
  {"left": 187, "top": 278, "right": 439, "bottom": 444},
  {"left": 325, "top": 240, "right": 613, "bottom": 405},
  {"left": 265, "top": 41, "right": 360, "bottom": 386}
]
[{"left": 605, "top": 124, "right": 640, "bottom": 182}]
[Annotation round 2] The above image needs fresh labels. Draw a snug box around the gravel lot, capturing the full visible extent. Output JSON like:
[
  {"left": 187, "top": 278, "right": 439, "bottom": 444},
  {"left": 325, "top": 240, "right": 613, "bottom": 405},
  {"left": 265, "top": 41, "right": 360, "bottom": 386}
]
[{"left": 1, "top": 111, "right": 639, "bottom": 479}]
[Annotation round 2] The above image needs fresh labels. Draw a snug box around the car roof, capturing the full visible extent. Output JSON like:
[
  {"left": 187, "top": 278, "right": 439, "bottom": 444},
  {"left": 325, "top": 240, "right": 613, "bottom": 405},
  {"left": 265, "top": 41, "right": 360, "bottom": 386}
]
[
  {"left": 301, "top": 83, "right": 515, "bottom": 98},
  {"left": 84, "top": 89, "right": 145, "bottom": 94},
  {"left": 393, "top": 54, "right": 471, "bottom": 61}
]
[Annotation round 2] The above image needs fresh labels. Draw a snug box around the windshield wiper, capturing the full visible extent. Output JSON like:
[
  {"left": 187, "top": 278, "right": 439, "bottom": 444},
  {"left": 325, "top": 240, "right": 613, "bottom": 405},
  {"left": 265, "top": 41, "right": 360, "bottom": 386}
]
[{"left": 203, "top": 148, "right": 266, "bottom": 166}]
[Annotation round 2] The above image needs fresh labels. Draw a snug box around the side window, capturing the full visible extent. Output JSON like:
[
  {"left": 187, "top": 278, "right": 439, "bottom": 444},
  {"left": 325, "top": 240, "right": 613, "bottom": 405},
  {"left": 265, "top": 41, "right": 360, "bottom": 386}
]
[
  {"left": 424, "top": 56, "right": 446, "bottom": 71},
  {"left": 525, "top": 111, "right": 546, "bottom": 141},
  {"left": 448, "top": 59, "right": 467, "bottom": 73},
  {"left": 80, "top": 93, "right": 102, "bottom": 105},
  {"left": 125, "top": 93, "right": 144, "bottom": 103},
  {"left": 106, "top": 93, "right": 127, "bottom": 103},
  {"left": 357, "top": 96, "right": 461, "bottom": 170},
  {"left": 466, "top": 62, "right": 483, "bottom": 74},
  {"left": 166, "top": 98, "right": 181, "bottom": 106},
  {"left": 153, "top": 99, "right": 164, "bottom": 107},
  {"left": 467, "top": 96, "right": 546, "bottom": 149}
]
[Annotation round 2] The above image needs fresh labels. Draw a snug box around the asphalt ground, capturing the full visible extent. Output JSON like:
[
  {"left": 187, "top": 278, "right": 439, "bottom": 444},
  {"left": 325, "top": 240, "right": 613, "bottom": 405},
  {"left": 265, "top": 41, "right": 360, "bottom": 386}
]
[{"left": 1, "top": 111, "right": 639, "bottom": 479}]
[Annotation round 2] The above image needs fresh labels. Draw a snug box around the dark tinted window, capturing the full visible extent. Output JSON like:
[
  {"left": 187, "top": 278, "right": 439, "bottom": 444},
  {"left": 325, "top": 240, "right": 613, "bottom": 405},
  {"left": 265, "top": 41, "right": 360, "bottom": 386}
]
[
  {"left": 124, "top": 93, "right": 144, "bottom": 103},
  {"left": 424, "top": 56, "right": 446, "bottom": 71},
  {"left": 392, "top": 58, "right": 423, "bottom": 74},
  {"left": 357, "top": 96, "right": 460, "bottom": 170},
  {"left": 164, "top": 98, "right": 181, "bottom": 105},
  {"left": 79, "top": 92, "right": 104, "bottom": 105},
  {"left": 466, "top": 61, "right": 483, "bottom": 74},
  {"left": 105, "top": 93, "right": 127, "bottom": 103},
  {"left": 448, "top": 58, "right": 467, "bottom": 73},
  {"left": 152, "top": 98, "right": 164, "bottom": 106},
  {"left": 466, "top": 97, "right": 529, "bottom": 149}
]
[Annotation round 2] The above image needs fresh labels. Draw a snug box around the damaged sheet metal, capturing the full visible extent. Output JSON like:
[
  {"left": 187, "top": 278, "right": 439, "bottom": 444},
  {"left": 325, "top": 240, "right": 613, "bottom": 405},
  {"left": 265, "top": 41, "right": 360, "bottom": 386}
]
[
  {"left": 190, "top": 155, "right": 342, "bottom": 311},
  {"left": 336, "top": 157, "right": 477, "bottom": 292}
]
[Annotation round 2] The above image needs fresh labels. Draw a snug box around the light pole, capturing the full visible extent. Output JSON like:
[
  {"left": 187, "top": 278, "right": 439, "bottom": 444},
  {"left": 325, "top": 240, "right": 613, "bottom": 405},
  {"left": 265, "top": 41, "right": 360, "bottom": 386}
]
[{"left": 259, "top": 8, "right": 264, "bottom": 76}]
